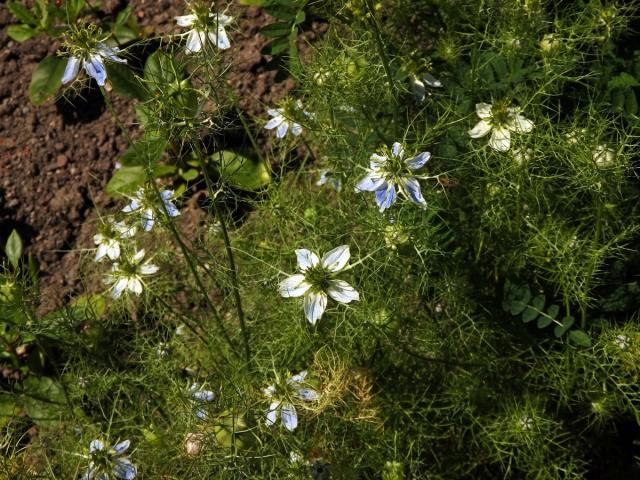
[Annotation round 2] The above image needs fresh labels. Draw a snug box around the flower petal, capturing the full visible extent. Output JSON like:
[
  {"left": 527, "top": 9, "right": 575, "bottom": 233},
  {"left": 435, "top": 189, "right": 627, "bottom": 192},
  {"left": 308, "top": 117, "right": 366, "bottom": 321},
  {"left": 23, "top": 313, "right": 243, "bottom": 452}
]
[
  {"left": 476, "top": 102, "right": 492, "bottom": 119},
  {"left": 405, "top": 151, "right": 431, "bottom": 170},
  {"left": 489, "top": 127, "right": 511, "bottom": 152},
  {"left": 112, "top": 440, "right": 130, "bottom": 455},
  {"left": 139, "top": 263, "right": 159, "bottom": 275},
  {"left": 403, "top": 177, "right": 427, "bottom": 206},
  {"left": 95, "top": 244, "right": 108, "bottom": 262},
  {"left": 289, "top": 371, "right": 307, "bottom": 384},
  {"left": 375, "top": 183, "right": 397, "bottom": 212},
  {"left": 295, "top": 249, "right": 320, "bottom": 271},
  {"left": 321, "top": 245, "right": 350, "bottom": 272},
  {"left": 290, "top": 122, "right": 303, "bottom": 136},
  {"left": 163, "top": 200, "right": 180, "bottom": 217},
  {"left": 264, "top": 115, "right": 284, "bottom": 130},
  {"left": 113, "top": 458, "right": 137, "bottom": 480},
  {"left": 266, "top": 401, "right": 279, "bottom": 426},
  {"left": 327, "top": 279, "right": 360, "bottom": 304},
  {"left": 412, "top": 77, "right": 425, "bottom": 103},
  {"left": 208, "top": 28, "right": 231, "bottom": 50},
  {"left": 276, "top": 120, "right": 289, "bottom": 139},
  {"left": 191, "top": 390, "right": 215, "bottom": 402},
  {"left": 281, "top": 402, "right": 298, "bottom": 431},
  {"left": 61, "top": 56, "right": 81, "bottom": 85},
  {"left": 84, "top": 56, "right": 107, "bottom": 86},
  {"left": 175, "top": 14, "right": 197, "bottom": 27},
  {"left": 132, "top": 249, "right": 146, "bottom": 263},
  {"left": 355, "top": 172, "right": 385, "bottom": 192},
  {"left": 468, "top": 119, "right": 492, "bottom": 138},
  {"left": 391, "top": 142, "right": 405, "bottom": 159},
  {"left": 297, "top": 388, "right": 319, "bottom": 401},
  {"left": 106, "top": 241, "right": 121, "bottom": 261},
  {"left": 303, "top": 291, "right": 327, "bottom": 325},
  {"left": 141, "top": 208, "right": 155, "bottom": 231},
  {"left": 507, "top": 114, "right": 534, "bottom": 133},
  {"left": 111, "top": 278, "right": 128, "bottom": 299},
  {"left": 128, "top": 278, "right": 143, "bottom": 295},
  {"left": 122, "top": 199, "right": 140, "bottom": 213},
  {"left": 423, "top": 72, "right": 442, "bottom": 88},
  {"left": 97, "top": 43, "right": 126, "bottom": 63},
  {"left": 279, "top": 274, "right": 312, "bottom": 297},
  {"left": 185, "top": 29, "right": 203, "bottom": 53},
  {"left": 90, "top": 439, "right": 104, "bottom": 453}
]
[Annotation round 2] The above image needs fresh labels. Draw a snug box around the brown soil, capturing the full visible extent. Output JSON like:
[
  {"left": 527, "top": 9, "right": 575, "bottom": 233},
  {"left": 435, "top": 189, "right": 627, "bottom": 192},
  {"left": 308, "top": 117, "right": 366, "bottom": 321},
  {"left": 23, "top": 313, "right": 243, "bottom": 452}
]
[{"left": 0, "top": 1, "right": 326, "bottom": 314}]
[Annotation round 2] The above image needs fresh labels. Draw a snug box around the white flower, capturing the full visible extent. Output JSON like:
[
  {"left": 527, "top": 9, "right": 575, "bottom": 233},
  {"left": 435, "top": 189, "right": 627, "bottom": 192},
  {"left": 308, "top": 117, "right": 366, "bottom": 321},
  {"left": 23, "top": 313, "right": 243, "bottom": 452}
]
[
  {"left": 122, "top": 187, "right": 180, "bottom": 232},
  {"left": 593, "top": 144, "right": 616, "bottom": 168},
  {"left": 279, "top": 245, "right": 359, "bottom": 324},
  {"left": 316, "top": 170, "right": 342, "bottom": 192},
  {"left": 61, "top": 42, "right": 127, "bottom": 87},
  {"left": 82, "top": 439, "right": 137, "bottom": 480},
  {"left": 264, "top": 100, "right": 312, "bottom": 139},
  {"left": 355, "top": 142, "right": 430, "bottom": 212},
  {"left": 93, "top": 220, "right": 136, "bottom": 262},
  {"left": 264, "top": 371, "right": 319, "bottom": 432},
  {"left": 614, "top": 334, "right": 630, "bottom": 350},
  {"left": 104, "top": 249, "right": 159, "bottom": 299},
  {"left": 411, "top": 72, "right": 442, "bottom": 103},
  {"left": 188, "top": 383, "right": 215, "bottom": 419},
  {"left": 468, "top": 102, "right": 534, "bottom": 152},
  {"left": 175, "top": 10, "right": 233, "bottom": 53}
]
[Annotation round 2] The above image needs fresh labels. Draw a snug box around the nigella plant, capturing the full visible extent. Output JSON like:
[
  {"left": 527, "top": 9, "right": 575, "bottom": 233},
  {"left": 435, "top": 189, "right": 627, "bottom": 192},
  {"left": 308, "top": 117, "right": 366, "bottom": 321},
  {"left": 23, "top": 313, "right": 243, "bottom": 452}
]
[
  {"left": 93, "top": 219, "right": 137, "bottom": 262},
  {"left": 355, "top": 142, "right": 431, "bottom": 212},
  {"left": 411, "top": 72, "right": 442, "bottom": 103},
  {"left": 279, "top": 245, "right": 359, "bottom": 324},
  {"left": 175, "top": 3, "right": 233, "bottom": 53},
  {"left": 264, "top": 100, "right": 313, "bottom": 139},
  {"left": 188, "top": 383, "right": 215, "bottom": 420},
  {"left": 60, "top": 27, "right": 126, "bottom": 87},
  {"left": 82, "top": 439, "right": 137, "bottom": 480},
  {"left": 104, "top": 249, "right": 159, "bottom": 299},
  {"left": 122, "top": 187, "right": 180, "bottom": 232},
  {"left": 264, "top": 371, "right": 319, "bottom": 432},
  {"left": 468, "top": 102, "right": 534, "bottom": 152}
]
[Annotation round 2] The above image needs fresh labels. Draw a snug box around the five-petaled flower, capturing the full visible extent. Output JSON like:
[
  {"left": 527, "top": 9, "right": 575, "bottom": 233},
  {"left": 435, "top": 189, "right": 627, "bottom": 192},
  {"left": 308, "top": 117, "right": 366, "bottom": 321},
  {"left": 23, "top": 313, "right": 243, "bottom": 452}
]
[
  {"left": 264, "top": 100, "right": 312, "bottom": 139},
  {"left": 355, "top": 142, "right": 430, "bottom": 212},
  {"left": 264, "top": 371, "right": 319, "bottom": 431},
  {"left": 279, "top": 245, "right": 359, "bottom": 324},
  {"left": 104, "top": 249, "right": 159, "bottom": 299},
  {"left": 175, "top": 9, "right": 233, "bottom": 53},
  {"left": 188, "top": 383, "right": 215, "bottom": 419},
  {"left": 122, "top": 187, "right": 180, "bottom": 232},
  {"left": 468, "top": 102, "right": 534, "bottom": 152},
  {"left": 82, "top": 439, "right": 137, "bottom": 480},
  {"left": 61, "top": 42, "right": 126, "bottom": 87},
  {"left": 93, "top": 220, "right": 136, "bottom": 262}
]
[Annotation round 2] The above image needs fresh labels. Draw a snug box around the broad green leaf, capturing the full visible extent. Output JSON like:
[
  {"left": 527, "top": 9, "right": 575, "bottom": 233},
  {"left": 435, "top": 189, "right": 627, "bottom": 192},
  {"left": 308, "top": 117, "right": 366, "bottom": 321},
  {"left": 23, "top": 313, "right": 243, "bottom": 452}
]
[
  {"left": 106, "top": 166, "right": 146, "bottom": 196},
  {"left": 261, "top": 23, "right": 291, "bottom": 38},
  {"left": 105, "top": 63, "right": 146, "bottom": 100},
  {"left": 546, "top": 304, "right": 560, "bottom": 320},
  {"left": 22, "top": 376, "right": 66, "bottom": 426},
  {"left": 144, "top": 50, "right": 179, "bottom": 88},
  {"left": 536, "top": 315, "right": 552, "bottom": 329},
  {"left": 121, "top": 135, "right": 167, "bottom": 167},
  {"left": 7, "top": 24, "right": 39, "bottom": 42},
  {"left": 7, "top": 1, "right": 37, "bottom": 25},
  {"left": 217, "top": 150, "right": 271, "bottom": 191},
  {"left": 29, "top": 56, "right": 66, "bottom": 105},
  {"left": 569, "top": 330, "right": 592, "bottom": 348},
  {"left": 522, "top": 294, "right": 544, "bottom": 323},
  {"left": 554, "top": 316, "right": 575, "bottom": 337},
  {"left": 181, "top": 169, "right": 199, "bottom": 181},
  {"left": 0, "top": 395, "right": 20, "bottom": 427},
  {"left": 5, "top": 230, "right": 23, "bottom": 269}
]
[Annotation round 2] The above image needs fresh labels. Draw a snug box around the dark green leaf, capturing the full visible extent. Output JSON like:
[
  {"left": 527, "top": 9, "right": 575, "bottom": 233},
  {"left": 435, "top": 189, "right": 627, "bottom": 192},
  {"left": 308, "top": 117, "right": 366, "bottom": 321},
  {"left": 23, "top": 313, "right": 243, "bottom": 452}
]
[
  {"left": 121, "top": 135, "right": 167, "bottom": 167},
  {"left": 144, "top": 50, "right": 180, "bottom": 88},
  {"left": 261, "top": 23, "right": 291, "bottom": 38},
  {"left": 5, "top": 230, "right": 23, "bottom": 269},
  {"left": 29, "top": 56, "right": 66, "bottom": 105},
  {"left": 608, "top": 72, "right": 639, "bottom": 91},
  {"left": 7, "top": 24, "right": 39, "bottom": 42},
  {"left": 22, "top": 376, "right": 66, "bottom": 426},
  {"left": 554, "top": 316, "right": 575, "bottom": 337},
  {"left": 217, "top": 150, "right": 271, "bottom": 191},
  {"left": 106, "top": 166, "right": 146, "bottom": 196},
  {"left": 0, "top": 395, "right": 20, "bottom": 427},
  {"left": 569, "top": 330, "right": 592, "bottom": 347},
  {"left": 105, "top": 63, "right": 146, "bottom": 100},
  {"left": 536, "top": 315, "right": 552, "bottom": 329},
  {"left": 522, "top": 294, "right": 545, "bottom": 323},
  {"left": 546, "top": 304, "right": 560, "bottom": 320}
]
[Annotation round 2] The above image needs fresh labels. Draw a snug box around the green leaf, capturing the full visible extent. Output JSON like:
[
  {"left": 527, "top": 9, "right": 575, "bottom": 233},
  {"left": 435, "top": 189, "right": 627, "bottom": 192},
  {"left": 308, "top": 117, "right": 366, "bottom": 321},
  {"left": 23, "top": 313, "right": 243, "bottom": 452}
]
[
  {"left": 7, "top": 1, "right": 38, "bottom": 25},
  {"left": 522, "top": 294, "right": 545, "bottom": 323},
  {"left": 536, "top": 315, "right": 552, "bottom": 329},
  {"left": 608, "top": 72, "right": 640, "bottom": 91},
  {"left": 106, "top": 166, "right": 146, "bottom": 196},
  {"left": 0, "top": 395, "right": 20, "bottom": 427},
  {"left": 22, "top": 376, "right": 66, "bottom": 426},
  {"left": 554, "top": 316, "right": 575, "bottom": 337},
  {"left": 144, "top": 50, "right": 180, "bottom": 88},
  {"left": 5, "top": 230, "right": 23, "bottom": 269},
  {"left": 261, "top": 23, "right": 291, "bottom": 38},
  {"left": 7, "top": 24, "right": 39, "bottom": 42},
  {"left": 546, "top": 304, "right": 560, "bottom": 320},
  {"left": 66, "top": 0, "right": 86, "bottom": 21},
  {"left": 29, "top": 55, "right": 66, "bottom": 105},
  {"left": 181, "top": 169, "right": 199, "bottom": 181},
  {"left": 105, "top": 63, "right": 146, "bottom": 100},
  {"left": 569, "top": 330, "right": 592, "bottom": 348},
  {"left": 121, "top": 135, "right": 167, "bottom": 167},
  {"left": 217, "top": 150, "right": 271, "bottom": 191}
]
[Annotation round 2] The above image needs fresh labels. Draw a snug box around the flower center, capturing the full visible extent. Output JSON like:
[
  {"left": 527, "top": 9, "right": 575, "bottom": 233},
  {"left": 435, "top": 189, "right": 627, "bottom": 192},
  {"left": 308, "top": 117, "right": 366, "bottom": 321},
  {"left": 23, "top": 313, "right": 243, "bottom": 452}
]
[{"left": 305, "top": 266, "right": 332, "bottom": 291}]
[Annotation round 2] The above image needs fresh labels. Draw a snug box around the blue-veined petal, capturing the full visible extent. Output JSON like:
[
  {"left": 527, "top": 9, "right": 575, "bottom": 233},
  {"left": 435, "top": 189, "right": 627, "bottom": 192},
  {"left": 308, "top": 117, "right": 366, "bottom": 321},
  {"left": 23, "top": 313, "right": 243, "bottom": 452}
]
[
  {"left": 375, "top": 184, "right": 397, "bottom": 212},
  {"left": 370, "top": 153, "right": 387, "bottom": 168},
  {"left": 113, "top": 458, "right": 137, "bottom": 480},
  {"left": 279, "top": 274, "right": 312, "bottom": 297},
  {"left": 297, "top": 387, "right": 319, "bottom": 401},
  {"left": 264, "top": 115, "right": 284, "bottom": 130},
  {"left": 295, "top": 249, "right": 319, "bottom": 271},
  {"left": 290, "top": 122, "right": 303, "bottom": 136},
  {"left": 122, "top": 199, "right": 140, "bottom": 213},
  {"left": 185, "top": 29, "right": 204, "bottom": 53},
  {"left": 327, "top": 279, "right": 359, "bottom": 304},
  {"left": 141, "top": 208, "right": 155, "bottom": 231},
  {"left": 391, "top": 142, "right": 405, "bottom": 158},
  {"left": 84, "top": 56, "right": 107, "bottom": 86},
  {"left": 288, "top": 371, "right": 307, "bottom": 384},
  {"left": 82, "top": 462, "right": 95, "bottom": 480},
  {"left": 405, "top": 151, "right": 431, "bottom": 170},
  {"left": 321, "top": 245, "right": 350, "bottom": 272},
  {"left": 97, "top": 43, "right": 126, "bottom": 63},
  {"left": 191, "top": 390, "right": 214, "bottom": 402},
  {"left": 112, "top": 278, "right": 128, "bottom": 299},
  {"left": 163, "top": 200, "right": 180, "bottom": 217},
  {"left": 89, "top": 439, "right": 104, "bottom": 453},
  {"left": 61, "top": 56, "right": 81, "bottom": 85},
  {"left": 404, "top": 177, "right": 426, "bottom": 206},
  {"left": 355, "top": 172, "right": 385, "bottom": 192},
  {"left": 266, "top": 401, "right": 279, "bottom": 426},
  {"left": 112, "top": 440, "right": 130, "bottom": 455},
  {"left": 281, "top": 402, "right": 298, "bottom": 431},
  {"left": 276, "top": 120, "right": 289, "bottom": 139},
  {"left": 303, "top": 291, "right": 327, "bottom": 325},
  {"left": 139, "top": 263, "right": 159, "bottom": 275},
  {"left": 208, "top": 28, "right": 231, "bottom": 50},
  {"left": 175, "top": 14, "right": 197, "bottom": 27}
]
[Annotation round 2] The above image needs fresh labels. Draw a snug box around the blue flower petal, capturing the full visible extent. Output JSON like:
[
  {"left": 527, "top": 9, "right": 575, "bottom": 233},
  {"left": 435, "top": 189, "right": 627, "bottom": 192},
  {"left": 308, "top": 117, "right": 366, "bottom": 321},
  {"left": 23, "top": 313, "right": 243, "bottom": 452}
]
[
  {"left": 375, "top": 184, "right": 396, "bottom": 212},
  {"left": 404, "top": 177, "right": 426, "bottom": 206},
  {"left": 84, "top": 56, "right": 107, "bottom": 86},
  {"left": 61, "top": 57, "right": 81, "bottom": 85},
  {"left": 405, "top": 151, "right": 431, "bottom": 170}
]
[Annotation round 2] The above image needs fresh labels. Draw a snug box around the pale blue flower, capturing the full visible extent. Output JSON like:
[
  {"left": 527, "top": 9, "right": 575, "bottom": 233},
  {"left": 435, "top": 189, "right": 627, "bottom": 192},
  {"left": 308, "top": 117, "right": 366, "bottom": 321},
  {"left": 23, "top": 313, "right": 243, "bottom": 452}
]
[
  {"left": 175, "top": 11, "right": 233, "bottom": 53},
  {"left": 264, "top": 371, "right": 319, "bottom": 432},
  {"left": 264, "top": 100, "right": 312, "bottom": 139},
  {"left": 93, "top": 220, "right": 136, "bottom": 262},
  {"left": 103, "top": 249, "right": 159, "bottom": 299},
  {"left": 122, "top": 187, "right": 180, "bottom": 232},
  {"left": 82, "top": 439, "right": 137, "bottom": 480},
  {"left": 316, "top": 170, "right": 342, "bottom": 192},
  {"left": 188, "top": 383, "right": 215, "bottom": 420},
  {"left": 279, "top": 245, "right": 359, "bottom": 324},
  {"left": 355, "top": 142, "right": 430, "bottom": 212},
  {"left": 61, "top": 43, "right": 126, "bottom": 87}
]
